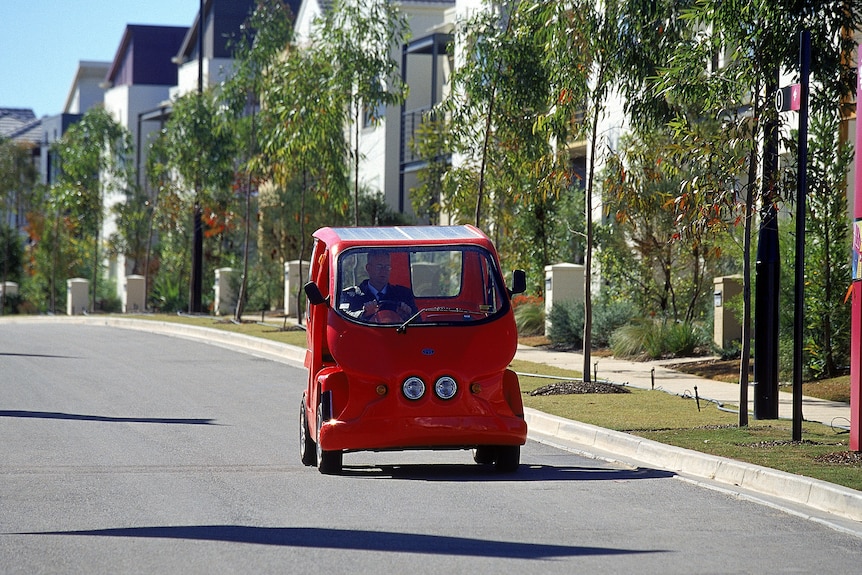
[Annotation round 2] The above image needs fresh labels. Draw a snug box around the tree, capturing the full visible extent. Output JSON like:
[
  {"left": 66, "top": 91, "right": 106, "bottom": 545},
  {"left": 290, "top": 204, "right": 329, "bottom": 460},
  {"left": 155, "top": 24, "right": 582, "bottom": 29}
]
[
  {"left": 785, "top": 108, "right": 853, "bottom": 379},
  {"left": 221, "top": 0, "right": 295, "bottom": 321},
  {"left": 654, "top": 0, "right": 862, "bottom": 425},
  {"left": 430, "top": 1, "right": 565, "bottom": 289},
  {"left": 314, "top": 0, "right": 409, "bottom": 225},
  {"left": 529, "top": 0, "right": 628, "bottom": 381},
  {"left": 159, "top": 89, "right": 239, "bottom": 312},
  {"left": 0, "top": 137, "right": 37, "bottom": 313},
  {"left": 55, "top": 106, "right": 134, "bottom": 312},
  {"left": 604, "top": 129, "right": 722, "bottom": 323},
  {"left": 257, "top": 37, "right": 351, "bottom": 320}
]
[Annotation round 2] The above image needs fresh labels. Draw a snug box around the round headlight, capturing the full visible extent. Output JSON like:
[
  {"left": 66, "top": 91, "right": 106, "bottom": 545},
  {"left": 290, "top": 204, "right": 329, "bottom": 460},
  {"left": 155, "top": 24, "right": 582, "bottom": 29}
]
[
  {"left": 434, "top": 376, "right": 458, "bottom": 400},
  {"left": 402, "top": 376, "right": 426, "bottom": 400}
]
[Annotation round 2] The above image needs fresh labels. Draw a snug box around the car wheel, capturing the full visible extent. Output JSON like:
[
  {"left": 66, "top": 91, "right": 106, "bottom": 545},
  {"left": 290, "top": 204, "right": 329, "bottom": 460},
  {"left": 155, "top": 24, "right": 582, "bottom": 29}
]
[
  {"left": 494, "top": 445, "right": 520, "bottom": 473},
  {"left": 472, "top": 446, "right": 496, "bottom": 465},
  {"left": 316, "top": 400, "right": 342, "bottom": 475},
  {"left": 300, "top": 398, "right": 316, "bottom": 466}
]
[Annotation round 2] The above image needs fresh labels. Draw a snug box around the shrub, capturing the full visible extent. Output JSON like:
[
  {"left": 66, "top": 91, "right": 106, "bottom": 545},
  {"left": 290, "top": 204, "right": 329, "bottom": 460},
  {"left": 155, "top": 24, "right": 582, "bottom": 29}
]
[
  {"left": 610, "top": 317, "right": 710, "bottom": 360},
  {"left": 151, "top": 273, "right": 186, "bottom": 313},
  {"left": 514, "top": 300, "right": 545, "bottom": 336},
  {"left": 547, "top": 300, "right": 584, "bottom": 348},
  {"left": 96, "top": 280, "right": 122, "bottom": 313},
  {"left": 609, "top": 318, "right": 652, "bottom": 359},
  {"left": 591, "top": 294, "right": 636, "bottom": 348}
]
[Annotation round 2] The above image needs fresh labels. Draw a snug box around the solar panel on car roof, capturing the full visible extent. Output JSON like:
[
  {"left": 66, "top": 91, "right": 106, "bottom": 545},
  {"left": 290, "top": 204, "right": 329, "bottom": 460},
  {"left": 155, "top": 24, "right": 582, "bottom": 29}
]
[{"left": 330, "top": 226, "right": 477, "bottom": 241}]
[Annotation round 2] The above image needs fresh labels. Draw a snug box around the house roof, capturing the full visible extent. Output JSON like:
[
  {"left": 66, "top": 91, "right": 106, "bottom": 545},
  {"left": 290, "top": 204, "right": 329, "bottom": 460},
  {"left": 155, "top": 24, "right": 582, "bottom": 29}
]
[
  {"left": 62, "top": 61, "right": 111, "bottom": 114},
  {"left": 175, "top": 0, "right": 299, "bottom": 64},
  {"left": 105, "top": 25, "right": 187, "bottom": 88},
  {"left": 5, "top": 118, "right": 42, "bottom": 145},
  {"left": 1, "top": 108, "right": 39, "bottom": 143}
]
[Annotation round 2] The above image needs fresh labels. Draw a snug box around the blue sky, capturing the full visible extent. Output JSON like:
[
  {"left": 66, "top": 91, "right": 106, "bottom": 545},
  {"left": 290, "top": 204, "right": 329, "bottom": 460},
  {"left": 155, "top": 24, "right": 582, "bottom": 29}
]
[{"left": 1, "top": 1, "right": 202, "bottom": 118}]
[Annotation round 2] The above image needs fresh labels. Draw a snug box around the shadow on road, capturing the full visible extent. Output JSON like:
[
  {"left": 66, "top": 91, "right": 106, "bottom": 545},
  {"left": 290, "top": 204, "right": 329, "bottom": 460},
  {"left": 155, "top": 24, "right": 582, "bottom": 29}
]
[
  {"left": 17, "top": 525, "right": 667, "bottom": 558},
  {"left": 0, "top": 410, "right": 216, "bottom": 425},
  {"left": 0, "top": 352, "right": 79, "bottom": 359},
  {"left": 339, "top": 463, "right": 674, "bottom": 482}
]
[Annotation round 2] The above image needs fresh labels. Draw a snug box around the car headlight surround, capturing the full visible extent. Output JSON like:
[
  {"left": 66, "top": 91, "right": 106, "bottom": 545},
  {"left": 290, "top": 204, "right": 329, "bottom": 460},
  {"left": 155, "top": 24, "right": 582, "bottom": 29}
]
[
  {"left": 434, "top": 376, "right": 458, "bottom": 400},
  {"left": 402, "top": 376, "right": 426, "bottom": 400}
]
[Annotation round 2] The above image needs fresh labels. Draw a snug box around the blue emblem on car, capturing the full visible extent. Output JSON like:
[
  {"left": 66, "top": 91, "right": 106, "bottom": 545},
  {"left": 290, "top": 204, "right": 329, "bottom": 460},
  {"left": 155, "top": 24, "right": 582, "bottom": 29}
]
[{"left": 422, "top": 348, "right": 435, "bottom": 356}]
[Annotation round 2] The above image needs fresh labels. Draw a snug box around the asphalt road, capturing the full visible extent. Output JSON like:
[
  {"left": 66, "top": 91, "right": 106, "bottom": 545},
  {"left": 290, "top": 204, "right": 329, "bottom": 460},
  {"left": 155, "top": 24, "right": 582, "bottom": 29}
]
[{"left": 2, "top": 323, "right": 862, "bottom": 574}]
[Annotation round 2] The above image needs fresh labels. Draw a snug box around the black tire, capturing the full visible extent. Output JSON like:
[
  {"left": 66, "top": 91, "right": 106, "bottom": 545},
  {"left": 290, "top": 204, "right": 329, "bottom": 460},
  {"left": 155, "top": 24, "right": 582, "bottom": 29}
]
[
  {"left": 494, "top": 445, "right": 520, "bottom": 472},
  {"left": 300, "top": 398, "right": 316, "bottom": 466},
  {"left": 472, "top": 446, "right": 496, "bottom": 465},
  {"left": 316, "top": 400, "right": 342, "bottom": 475}
]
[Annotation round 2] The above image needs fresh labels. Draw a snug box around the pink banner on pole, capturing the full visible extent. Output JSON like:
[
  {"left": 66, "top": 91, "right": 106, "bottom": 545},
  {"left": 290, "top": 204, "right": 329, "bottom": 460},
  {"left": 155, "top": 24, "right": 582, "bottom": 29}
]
[{"left": 850, "top": 46, "right": 862, "bottom": 451}]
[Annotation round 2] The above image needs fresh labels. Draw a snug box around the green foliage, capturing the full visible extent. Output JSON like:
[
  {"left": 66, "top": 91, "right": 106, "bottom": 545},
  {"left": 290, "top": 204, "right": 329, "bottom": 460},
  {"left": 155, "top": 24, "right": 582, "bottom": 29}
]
[
  {"left": 513, "top": 298, "right": 545, "bottom": 337},
  {"left": 95, "top": 279, "right": 122, "bottom": 313},
  {"left": 0, "top": 223, "right": 23, "bottom": 284},
  {"left": 257, "top": 33, "right": 351, "bottom": 266},
  {"left": 591, "top": 293, "right": 637, "bottom": 348},
  {"left": 0, "top": 137, "right": 39, "bottom": 234},
  {"left": 150, "top": 272, "right": 186, "bottom": 313},
  {"left": 108, "top": 184, "right": 152, "bottom": 275},
  {"left": 799, "top": 110, "right": 853, "bottom": 379},
  {"left": 547, "top": 300, "right": 584, "bottom": 349},
  {"left": 602, "top": 129, "right": 728, "bottom": 323},
  {"left": 610, "top": 318, "right": 710, "bottom": 360},
  {"left": 162, "top": 90, "right": 238, "bottom": 203},
  {"left": 51, "top": 106, "right": 134, "bottom": 312},
  {"left": 314, "top": 0, "right": 409, "bottom": 225},
  {"left": 244, "top": 257, "right": 283, "bottom": 313}
]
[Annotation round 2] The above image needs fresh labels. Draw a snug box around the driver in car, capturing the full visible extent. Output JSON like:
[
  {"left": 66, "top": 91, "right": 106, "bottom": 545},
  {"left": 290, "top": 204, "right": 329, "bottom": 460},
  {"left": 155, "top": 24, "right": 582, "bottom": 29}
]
[{"left": 341, "top": 251, "right": 417, "bottom": 322}]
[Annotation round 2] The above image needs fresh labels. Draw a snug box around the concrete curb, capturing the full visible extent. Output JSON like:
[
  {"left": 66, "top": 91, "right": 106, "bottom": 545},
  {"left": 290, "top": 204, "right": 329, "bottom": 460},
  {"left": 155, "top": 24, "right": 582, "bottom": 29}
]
[
  {"left": 525, "top": 408, "right": 862, "bottom": 523},
  {"left": 5, "top": 315, "right": 862, "bottom": 526}
]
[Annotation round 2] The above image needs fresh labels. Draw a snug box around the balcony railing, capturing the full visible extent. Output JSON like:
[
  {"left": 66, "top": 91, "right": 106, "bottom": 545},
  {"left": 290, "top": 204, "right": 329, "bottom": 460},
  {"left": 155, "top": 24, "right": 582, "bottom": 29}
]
[{"left": 400, "top": 106, "right": 451, "bottom": 172}]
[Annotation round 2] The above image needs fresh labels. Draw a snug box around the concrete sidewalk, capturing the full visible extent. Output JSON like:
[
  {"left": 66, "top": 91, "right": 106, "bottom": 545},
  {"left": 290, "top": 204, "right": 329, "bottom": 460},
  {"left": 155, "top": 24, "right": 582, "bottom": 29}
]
[{"left": 516, "top": 345, "right": 852, "bottom": 430}]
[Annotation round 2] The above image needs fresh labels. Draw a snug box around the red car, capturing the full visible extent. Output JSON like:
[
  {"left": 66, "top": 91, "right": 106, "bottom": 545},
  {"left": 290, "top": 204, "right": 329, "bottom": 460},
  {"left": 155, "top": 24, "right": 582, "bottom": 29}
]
[{"left": 301, "top": 225, "right": 527, "bottom": 474}]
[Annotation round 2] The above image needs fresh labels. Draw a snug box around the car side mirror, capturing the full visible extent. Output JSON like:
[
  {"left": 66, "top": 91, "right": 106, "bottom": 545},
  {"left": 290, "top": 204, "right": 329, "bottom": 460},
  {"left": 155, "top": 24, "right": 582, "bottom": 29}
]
[
  {"left": 510, "top": 270, "right": 526, "bottom": 295},
  {"left": 304, "top": 281, "right": 328, "bottom": 306}
]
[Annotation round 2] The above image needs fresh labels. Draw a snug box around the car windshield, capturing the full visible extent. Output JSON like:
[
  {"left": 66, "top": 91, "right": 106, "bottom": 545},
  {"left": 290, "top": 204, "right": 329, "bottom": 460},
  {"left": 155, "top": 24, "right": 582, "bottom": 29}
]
[{"left": 335, "top": 246, "right": 508, "bottom": 326}]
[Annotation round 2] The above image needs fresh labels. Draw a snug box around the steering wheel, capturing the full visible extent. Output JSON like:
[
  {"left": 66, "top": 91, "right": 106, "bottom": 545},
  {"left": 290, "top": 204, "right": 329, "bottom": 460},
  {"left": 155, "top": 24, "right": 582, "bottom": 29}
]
[
  {"left": 368, "top": 300, "right": 403, "bottom": 324},
  {"left": 376, "top": 300, "right": 400, "bottom": 312}
]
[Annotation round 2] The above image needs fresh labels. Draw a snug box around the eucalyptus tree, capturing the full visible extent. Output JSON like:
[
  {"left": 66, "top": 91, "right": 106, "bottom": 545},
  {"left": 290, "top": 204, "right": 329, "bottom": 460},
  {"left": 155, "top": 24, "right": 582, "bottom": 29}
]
[
  {"left": 526, "top": 0, "right": 631, "bottom": 381},
  {"left": 0, "top": 136, "right": 38, "bottom": 231},
  {"left": 313, "top": 0, "right": 409, "bottom": 225},
  {"left": 429, "top": 1, "right": 560, "bottom": 288},
  {"left": 159, "top": 89, "right": 239, "bottom": 312},
  {"left": 603, "top": 130, "right": 723, "bottom": 324},
  {"left": 54, "top": 106, "right": 134, "bottom": 312},
  {"left": 257, "top": 39, "right": 350, "bottom": 320},
  {"left": 222, "top": 0, "right": 295, "bottom": 321}
]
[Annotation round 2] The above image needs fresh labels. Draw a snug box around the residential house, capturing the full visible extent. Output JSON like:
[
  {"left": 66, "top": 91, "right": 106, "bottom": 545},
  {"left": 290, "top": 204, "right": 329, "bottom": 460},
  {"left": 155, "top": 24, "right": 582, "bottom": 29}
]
[
  {"left": 40, "top": 61, "right": 111, "bottom": 187},
  {"left": 101, "top": 24, "right": 187, "bottom": 291}
]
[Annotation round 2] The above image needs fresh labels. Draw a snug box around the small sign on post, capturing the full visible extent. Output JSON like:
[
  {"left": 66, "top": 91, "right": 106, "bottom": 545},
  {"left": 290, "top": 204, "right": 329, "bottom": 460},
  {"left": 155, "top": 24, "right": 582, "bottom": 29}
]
[{"left": 774, "top": 83, "right": 801, "bottom": 113}]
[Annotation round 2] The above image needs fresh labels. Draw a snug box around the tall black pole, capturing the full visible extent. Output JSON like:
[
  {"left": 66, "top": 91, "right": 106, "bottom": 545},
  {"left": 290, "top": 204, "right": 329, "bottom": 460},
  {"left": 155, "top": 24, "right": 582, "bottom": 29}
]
[
  {"left": 754, "top": 69, "right": 781, "bottom": 420},
  {"left": 792, "top": 30, "right": 811, "bottom": 441},
  {"left": 190, "top": 0, "right": 204, "bottom": 313}
]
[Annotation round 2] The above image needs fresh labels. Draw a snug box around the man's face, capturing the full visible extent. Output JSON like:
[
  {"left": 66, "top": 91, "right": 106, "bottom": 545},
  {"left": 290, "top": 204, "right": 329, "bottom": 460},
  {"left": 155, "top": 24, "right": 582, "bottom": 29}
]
[{"left": 366, "top": 253, "right": 391, "bottom": 290}]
